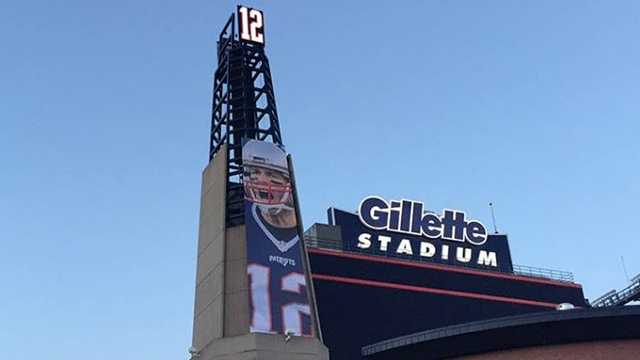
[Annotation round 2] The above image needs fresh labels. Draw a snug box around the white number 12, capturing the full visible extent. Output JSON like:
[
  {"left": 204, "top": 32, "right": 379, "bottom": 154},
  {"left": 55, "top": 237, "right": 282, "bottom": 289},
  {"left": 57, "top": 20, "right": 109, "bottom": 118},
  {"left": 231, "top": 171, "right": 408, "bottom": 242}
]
[
  {"left": 247, "top": 264, "right": 311, "bottom": 336},
  {"left": 238, "top": 6, "right": 264, "bottom": 45}
]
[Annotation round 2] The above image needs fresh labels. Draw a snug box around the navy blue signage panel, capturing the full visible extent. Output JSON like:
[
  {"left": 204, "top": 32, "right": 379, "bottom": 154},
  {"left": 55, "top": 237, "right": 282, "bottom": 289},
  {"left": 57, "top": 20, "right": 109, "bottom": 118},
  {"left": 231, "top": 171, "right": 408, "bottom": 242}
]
[{"left": 330, "top": 208, "right": 514, "bottom": 272}]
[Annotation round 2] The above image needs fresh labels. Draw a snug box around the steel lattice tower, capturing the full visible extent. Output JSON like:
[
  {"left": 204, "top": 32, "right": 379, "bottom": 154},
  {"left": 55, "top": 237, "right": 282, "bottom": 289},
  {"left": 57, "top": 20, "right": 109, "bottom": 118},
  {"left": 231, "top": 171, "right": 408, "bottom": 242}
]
[
  {"left": 210, "top": 14, "right": 283, "bottom": 228},
  {"left": 190, "top": 8, "right": 328, "bottom": 360}
]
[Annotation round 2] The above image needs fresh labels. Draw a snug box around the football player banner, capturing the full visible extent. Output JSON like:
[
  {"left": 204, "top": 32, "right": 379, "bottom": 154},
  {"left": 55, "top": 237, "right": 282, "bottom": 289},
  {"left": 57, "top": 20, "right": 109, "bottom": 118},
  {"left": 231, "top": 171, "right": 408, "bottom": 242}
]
[{"left": 242, "top": 140, "right": 312, "bottom": 336}]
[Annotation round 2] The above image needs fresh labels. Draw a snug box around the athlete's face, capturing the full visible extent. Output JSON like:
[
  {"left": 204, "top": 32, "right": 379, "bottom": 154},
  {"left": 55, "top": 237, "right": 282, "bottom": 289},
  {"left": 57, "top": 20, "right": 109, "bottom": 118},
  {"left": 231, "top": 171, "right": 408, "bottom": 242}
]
[
  {"left": 245, "top": 165, "right": 296, "bottom": 228},
  {"left": 248, "top": 167, "right": 289, "bottom": 196},
  {"left": 246, "top": 166, "right": 291, "bottom": 206}
]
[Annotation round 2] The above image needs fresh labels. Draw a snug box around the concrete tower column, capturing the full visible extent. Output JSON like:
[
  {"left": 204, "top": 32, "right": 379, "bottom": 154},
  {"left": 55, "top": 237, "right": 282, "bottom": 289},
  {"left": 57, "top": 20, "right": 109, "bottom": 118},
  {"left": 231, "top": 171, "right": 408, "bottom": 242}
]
[{"left": 190, "top": 144, "right": 330, "bottom": 360}]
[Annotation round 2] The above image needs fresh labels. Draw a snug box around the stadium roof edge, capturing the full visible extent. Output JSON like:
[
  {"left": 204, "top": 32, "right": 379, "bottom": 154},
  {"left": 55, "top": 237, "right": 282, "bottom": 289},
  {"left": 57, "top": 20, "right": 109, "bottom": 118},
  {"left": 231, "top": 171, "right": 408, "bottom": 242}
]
[{"left": 362, "top": 306, "right": 640, "bottom": 359}]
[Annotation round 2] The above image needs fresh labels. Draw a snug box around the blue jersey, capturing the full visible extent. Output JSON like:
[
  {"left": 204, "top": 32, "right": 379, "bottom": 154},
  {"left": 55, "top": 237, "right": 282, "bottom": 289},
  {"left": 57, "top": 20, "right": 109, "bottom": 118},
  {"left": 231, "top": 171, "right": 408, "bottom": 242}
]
[{"left": 245, "top": 203, "right": 312, "bottom": 336}]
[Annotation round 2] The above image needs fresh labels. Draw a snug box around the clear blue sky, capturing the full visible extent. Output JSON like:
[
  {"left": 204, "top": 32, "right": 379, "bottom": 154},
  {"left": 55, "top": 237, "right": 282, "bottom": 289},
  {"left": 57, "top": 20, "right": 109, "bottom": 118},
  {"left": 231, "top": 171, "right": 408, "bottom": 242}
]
[{"left": 1, "top": 1, "right": 639, "bottom": 359}]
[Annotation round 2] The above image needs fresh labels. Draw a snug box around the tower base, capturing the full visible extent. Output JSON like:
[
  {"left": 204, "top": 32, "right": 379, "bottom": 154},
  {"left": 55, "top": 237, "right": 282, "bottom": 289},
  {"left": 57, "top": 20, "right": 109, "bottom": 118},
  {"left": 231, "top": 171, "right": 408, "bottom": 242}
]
[{"left": 194, "top": 333, "right": 329, "bottom": 360}]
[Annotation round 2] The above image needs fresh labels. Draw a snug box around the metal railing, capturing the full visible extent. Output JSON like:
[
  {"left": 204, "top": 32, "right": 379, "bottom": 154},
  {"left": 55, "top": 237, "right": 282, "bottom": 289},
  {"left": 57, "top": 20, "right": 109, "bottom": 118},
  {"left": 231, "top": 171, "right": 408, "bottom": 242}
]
[
  {"left": 513, "top": 264, "right": 574, "bottom": 282},
  {"left": 591, "top": 279, "right": 640, "bottom": 307},
  {"left": 304, "top": 236, "right": 576, "bottom": 284}
]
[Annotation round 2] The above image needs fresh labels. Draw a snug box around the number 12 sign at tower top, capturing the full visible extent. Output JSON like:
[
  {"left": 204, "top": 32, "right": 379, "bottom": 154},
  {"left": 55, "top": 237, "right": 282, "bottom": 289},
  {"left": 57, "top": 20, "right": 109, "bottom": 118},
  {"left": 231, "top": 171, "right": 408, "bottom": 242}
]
[{"left": 238, "top": 5, "right": 265, "bottom": 45}]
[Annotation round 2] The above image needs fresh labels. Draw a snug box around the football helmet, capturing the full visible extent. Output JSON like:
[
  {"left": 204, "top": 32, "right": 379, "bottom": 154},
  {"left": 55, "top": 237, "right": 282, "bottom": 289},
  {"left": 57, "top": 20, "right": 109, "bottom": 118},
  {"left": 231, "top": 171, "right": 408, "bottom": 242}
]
[{"left": 242, "top": 140, "right": 294, "bottom": 213}]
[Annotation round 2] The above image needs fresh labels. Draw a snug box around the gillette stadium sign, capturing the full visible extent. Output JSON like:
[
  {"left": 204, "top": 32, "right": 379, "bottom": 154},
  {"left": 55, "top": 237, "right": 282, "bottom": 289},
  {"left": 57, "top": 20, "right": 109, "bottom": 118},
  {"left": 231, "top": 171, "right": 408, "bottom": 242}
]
[
  {"left": 329, "top": 196, "right": 514, "bottom": 272},
  {"left": 358, "top": 196, "right": 488, "bottom": 245}
]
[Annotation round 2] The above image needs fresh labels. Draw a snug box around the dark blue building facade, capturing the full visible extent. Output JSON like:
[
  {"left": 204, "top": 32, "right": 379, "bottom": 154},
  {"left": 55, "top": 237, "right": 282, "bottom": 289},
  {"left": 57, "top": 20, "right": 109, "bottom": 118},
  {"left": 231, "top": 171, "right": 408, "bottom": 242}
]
[{"left": 305, "top": 207, "right": 587, "bottom": 360}]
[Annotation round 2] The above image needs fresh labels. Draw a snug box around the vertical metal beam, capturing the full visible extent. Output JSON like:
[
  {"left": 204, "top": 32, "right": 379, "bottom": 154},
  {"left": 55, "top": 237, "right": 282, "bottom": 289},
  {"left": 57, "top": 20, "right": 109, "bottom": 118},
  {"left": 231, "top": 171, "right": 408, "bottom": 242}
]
[{"left": 288, "top": 154, "right": 324, "bottom": 342}]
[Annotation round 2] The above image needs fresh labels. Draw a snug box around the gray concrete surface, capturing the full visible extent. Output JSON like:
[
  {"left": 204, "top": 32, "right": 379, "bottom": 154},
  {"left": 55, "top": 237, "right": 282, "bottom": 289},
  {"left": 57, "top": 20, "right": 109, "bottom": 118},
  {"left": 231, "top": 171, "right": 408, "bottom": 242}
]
[{"left": 191, "top": 144, "right": 329, "bottom": 359}]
